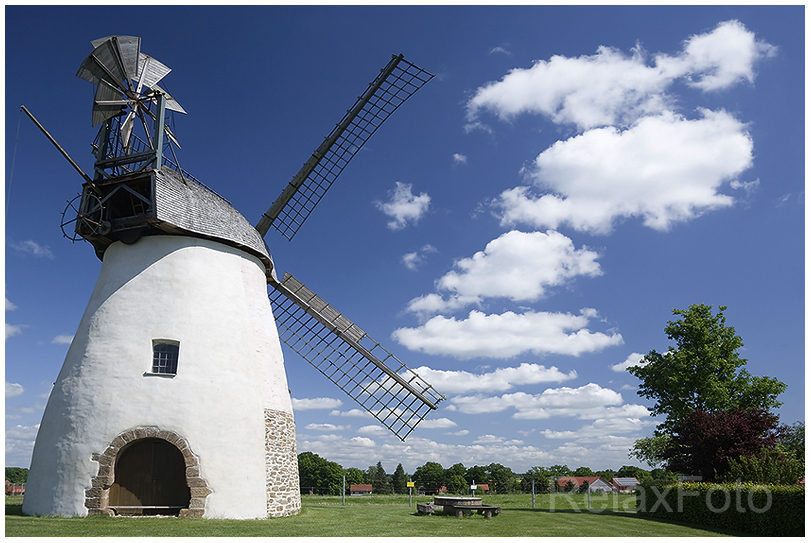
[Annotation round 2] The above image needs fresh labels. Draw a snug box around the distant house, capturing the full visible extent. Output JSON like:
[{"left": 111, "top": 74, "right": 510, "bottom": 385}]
[
  {"left": 611, "top": 477, "right": 640, "bottom": 492},
  {"left": 5, "top": 481, "right": 25, "bottom": 496},
  {"left": 349, "top": 484, "right": 372, "bottom": 495},
  {"left": 557, "top": 477, "right": 613, "bottom": 493},
  {"left": 474, "top": 483, "right": 490, "bottom": 494}
]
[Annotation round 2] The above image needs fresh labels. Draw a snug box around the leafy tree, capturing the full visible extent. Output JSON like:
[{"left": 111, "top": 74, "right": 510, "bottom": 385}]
[
  {"left": 595, "top": 469, "right": 617, "bottom": 482},
  {"left": 344, "top": 467, "right": 366, "bottom": 488},
  {"left": 486, "top": 463, "right": 515, "bottom": 494},
  {"left": 464, "top": 465, "right": 488, "bottom": 485},
  {"left": 722, "top": 448, "right": 804, "bottom": 484},
  {"left": 413, "top": 461, "right": 445, "bottom": 493},
  {"left": 5, "top": 468, "right": 28, "bottom": 485},
  {"left": 616, "top": 465, "right": 649, "bottom": 482},
  {"left": 444, "top": 462, "right": 466, "bottom": 480},
  {"left": 392, "top": 463, "right": 408, "bottom": 494},
  {"left": 520, "top": 467, "right": 553, "bottom": 492},
  {"left": 573, "top": 466, "right": 595, "bottom": 477},
  {"left": 776, "top": 421, "right": 804, "bottom": 462},
  {"left": 629, "top": 304, "right": 786, "bottom": 433},
  {"left": 629, "top": 434, "right": 671, "bottom": 469},
  {"left": 446, "top": 474, "right": 468, "bottom": 494},
  {"left": 297, "top": 452, "right": 344, "bottom": 494},
  {"left": 663, "top": 408, "right": 781, "bottom": 481},
  {"left": 546, "top": 465, "right": 573, "bottom": 478}
]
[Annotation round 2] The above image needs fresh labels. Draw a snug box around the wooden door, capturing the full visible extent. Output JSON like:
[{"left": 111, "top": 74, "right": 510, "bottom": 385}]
[{"left": 109, "top": 439, "right": 190, "bottom": 508}]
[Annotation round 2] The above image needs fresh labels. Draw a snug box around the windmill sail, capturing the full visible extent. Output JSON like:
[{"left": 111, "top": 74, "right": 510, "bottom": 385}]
[
  {"left": 269, "top": 272, "right": 444, "bottom": 440},
  {"left": 256, "top": 54, "right": 434, "bottom": 240}
]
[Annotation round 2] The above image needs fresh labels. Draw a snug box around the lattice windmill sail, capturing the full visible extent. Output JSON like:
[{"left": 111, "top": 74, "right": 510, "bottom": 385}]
[{"left": 22, "top": 36, "right": 442, "bottom": 521}]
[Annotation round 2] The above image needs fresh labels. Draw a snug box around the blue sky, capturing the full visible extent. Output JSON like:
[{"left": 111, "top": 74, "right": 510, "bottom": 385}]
[{"left": 5, "top": 5, "right": 805, "bottom": 475}]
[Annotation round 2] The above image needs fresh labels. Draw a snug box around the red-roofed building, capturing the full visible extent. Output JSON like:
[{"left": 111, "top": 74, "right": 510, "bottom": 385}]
[
  {"left": 349, "top": 484, "right": 372, "bottom": 495},
  {"left": 557, "top": 476, "right": 613, "bottom": 493}
]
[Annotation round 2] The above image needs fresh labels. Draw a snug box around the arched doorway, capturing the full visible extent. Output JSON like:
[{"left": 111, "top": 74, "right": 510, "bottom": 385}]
[{"left": 109, "top": 438, "right": 191, "bottom": 516}]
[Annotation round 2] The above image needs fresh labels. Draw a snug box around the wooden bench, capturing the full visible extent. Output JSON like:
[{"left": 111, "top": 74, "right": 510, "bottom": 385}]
[{"left": 445, "top": 504, "right": 501, "bottom": 519}]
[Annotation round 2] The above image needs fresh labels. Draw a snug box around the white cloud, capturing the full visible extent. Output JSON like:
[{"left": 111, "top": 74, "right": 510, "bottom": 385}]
[
  {"left": 357, "top": 425, "right": 389, "bottom": 436},
  {"left": 52, "top": 335, "right": 74, "bottom": 345},
  {"left": 5, "top": 298, "right": 23, "bottom": 340},
  {"left": 407, "top": 231, "right": 602, "bottom": 316},
  {"left": 5, "top": 382, "right": 24, "bottom": 398},
  {"left": 5, "top": 324, "right": 24, "bottom": 340},
  {"left": 466, "top": 20, "right": 776, "bottom": 131},
  {"left": 611, "top": 352, "right": 646, "bottom": 372},
  {"left": 402, "top": 244, "right": 438, "bottom": 271},
  {"left": 393, "top": 308, "right": 622, "bottom": 360},
  {"left": 496, "top": 110, "right": 753, "bottom": 234},
  {"left": 443, "top": 383, "right": 651, "bottom": 423},
  {"left": 292, "top": 397, "right": 343, "bottom": 410},
  {"left": 453, "top": 153, "right": 468, "bottom": 165},
  {"left": 417, "top": 417, "right": 458, "bottom": 429},
  {"left": 409, "top": 363, "right": 577, "bottom": 394},
  {"left": 305, "top": 423, "right": 349, "bottom": 431},
  {"left": 374, "top": 182, "right": 431, "bottom": 230},
  {"left": 656, "top": 20, "right": 778, "bottom": 92},
  {"left": 349, "top": 436, "right": 376, "bottom": 447},
  {"left": 9, "top": 240, "right": 55, "bottom": 259},
  {"left": 330, "top": 408, "right": 374, "bottom": 419}
]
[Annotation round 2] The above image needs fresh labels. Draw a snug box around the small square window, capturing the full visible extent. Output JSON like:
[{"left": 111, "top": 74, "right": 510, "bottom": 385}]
[{"left": 152, "top": 341, "right": 179, "bottom": 375}]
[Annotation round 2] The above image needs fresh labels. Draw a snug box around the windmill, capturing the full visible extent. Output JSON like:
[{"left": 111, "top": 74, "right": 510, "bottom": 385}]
[{"left": 22, "top": 35, "right": 443, "bottom": 519}]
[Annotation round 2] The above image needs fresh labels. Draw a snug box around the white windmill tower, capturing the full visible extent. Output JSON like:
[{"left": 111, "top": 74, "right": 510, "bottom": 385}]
[{"left": 22, "top": 35, "right": 443, "bottom": 519}]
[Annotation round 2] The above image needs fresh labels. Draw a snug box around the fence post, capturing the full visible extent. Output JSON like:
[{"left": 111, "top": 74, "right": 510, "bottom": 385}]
[
  {"left": 532, "top": 479, "right": 535, "bottom": 508},
  {"left": 342, "top": 475, "right": 345, "bottom": 505}
]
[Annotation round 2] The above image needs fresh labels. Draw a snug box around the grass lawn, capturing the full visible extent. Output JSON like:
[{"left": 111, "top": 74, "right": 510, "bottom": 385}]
[{"left": 6, "top": 493, "right": 747, "bottom": 537}]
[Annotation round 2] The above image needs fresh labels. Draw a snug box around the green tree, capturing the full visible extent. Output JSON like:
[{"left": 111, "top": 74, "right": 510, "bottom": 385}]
[
  {"left": 573, "top": 466, "right": 595, "bottom": 477},
  {"left": 629, "top": 304, "right": 786, "bottom": 433},
  {"left": 616, "top": 465, "right": 649, "bottom": 482},
  {"left": 413, "top": 461, "right": 445, "bottom": 493},
  {"left": 629, "top": 434, "right": 671, "bottom": 469},
  {"left": 546, "top": 465, "right": 573, "bottom": 478},
  {"left": 392, "top": 463, "right": 408, "bottom": 494},
  {"left": 486, "top": 463, "right": 515, "bottom": 494},
  {"left": 464, "top": 465, "right": 488, "bottom": 486},
  {"left": 344, "top": 467, "right": 366, "bottom": 488},
  {"left": 370, "top": 461, "right": 392, "bottom": 494},
  {"left": 297, "top": 452, "right": 344, "bottom": 495},
  {"left": 520, "top": 467, "right": 553, "bottom": 492},
  {"left": 5, "top": 468, "right": 28, "bottom": 485}
]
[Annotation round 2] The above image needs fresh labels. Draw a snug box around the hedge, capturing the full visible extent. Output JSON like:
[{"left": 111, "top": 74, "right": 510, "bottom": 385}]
[{"left": 636, "top": 482, "right": 804, "bottom": 537}]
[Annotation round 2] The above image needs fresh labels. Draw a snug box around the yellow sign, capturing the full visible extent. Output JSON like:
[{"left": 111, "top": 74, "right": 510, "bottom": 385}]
[{"left": 407, "top": 482, "right": 415, "bottom": 487}]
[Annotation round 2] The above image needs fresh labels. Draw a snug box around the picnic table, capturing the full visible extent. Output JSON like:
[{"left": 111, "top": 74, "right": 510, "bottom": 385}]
[{"left": 417, "top": 496, "right": 501, "bottom": 519}]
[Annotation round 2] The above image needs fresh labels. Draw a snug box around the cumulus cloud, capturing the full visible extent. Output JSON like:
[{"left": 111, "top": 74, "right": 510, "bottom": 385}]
[
  {"left": 5, "top": 382, "right": 24, "bottom": 398},
  {"left": 305, "top": 423, "right": 349, "bottom": 431},
  {"left": 9, "top": 239, "right": 55, "bottom": 259},
  {"left": 394, "top": 308, "right": 622, "bottom": 360},
  {"left": 292, "top": 397, "right": 343, "bottom": 410},
  {"left": 402, "top": 244, "right": 438, "bottom": 271},
  {"left": 453, "top": 153, "right": 468, "bottom": 165},
  {"left": 495, "top": 110, "right": 753, "bottom": 234},
  {"left": 611, "top": 352, "right": 646, "bottom": 372},
  {"left": 374, "top": 182, "right": 431, "bottom": 230},
  {"left": 466, "top": 20, "right": 776, "bottom": 131},
  {"left": 407, "top": 230, "right": 602, "bottom": 316},
  {"left": 414, "top": 418, "right": 458, "bottom": 429},
  {"left": 5, "top": 297, "right": 23, "bottom": 340},
  {"left": 444, "top": 383, "right": 648, "bottom": 421},
  {"left": 409, "top": 363, "right": 577, "bottom": 394}
]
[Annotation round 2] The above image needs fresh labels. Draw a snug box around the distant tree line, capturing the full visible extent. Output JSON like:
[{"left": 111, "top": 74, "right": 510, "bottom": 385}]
[
  {"left": 297, "top": 451, "right": 673, "bottom": 496},
  {"left": 5, "top": 468, "right": 28, "bottom": 485}
]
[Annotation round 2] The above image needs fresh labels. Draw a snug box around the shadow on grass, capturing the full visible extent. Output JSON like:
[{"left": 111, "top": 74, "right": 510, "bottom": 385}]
[
  {"left": 6, "top": 504, "right": 23, "bottom": 516},
  {"left": 508, "top": 506, "right": 751, "bottom": 536}
]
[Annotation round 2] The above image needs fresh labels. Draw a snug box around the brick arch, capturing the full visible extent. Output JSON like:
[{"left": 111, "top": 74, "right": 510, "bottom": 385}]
[{"left": 86, "top": 427, "right": 211, "bottom": 517}]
